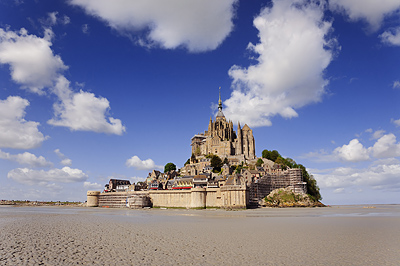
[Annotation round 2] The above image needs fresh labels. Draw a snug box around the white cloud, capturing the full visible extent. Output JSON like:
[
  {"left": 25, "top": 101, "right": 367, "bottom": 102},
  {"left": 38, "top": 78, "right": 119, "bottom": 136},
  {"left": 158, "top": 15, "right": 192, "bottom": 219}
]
[
  {"left": 0, "top": 28, "right": 68, "bottom": 94},
  {"left": 62, "top": 15, "right": 71, "bottom": 25},
  {"left": 392, "top": 118, "right": 400, "bottom": 127},
  {"left": 83, "top": 181, "right": 102, "bottom": 190},
  {"left": 48, "top": 12, "right": 58, "bottom": 26},
  {"left": 54, "top": 148, "right": 72, "bottom": 166},
  {"left": 8, "top": 166, "right": 88, "bottom": 185},
  {"left": 333, "top": 139, "right": 370, "bottom": 162},
  {"left": 0, "top": 28, "right": 125, "bottom": 135},
  {"left": 370, "top": 133, "right": 400, "bottom": 158},
  {"left": 60, "top": 158, "right": 72, "bottom": 166},
  {"left": 48, "top": 77, "right": 126, "bottom": 135},
  {"left": 312, "top": 158, "right": 400, "bottom": 192},
  {"left": 392, "top": 80, "right": 400, "bottom": 89},
  {"left": 69, "top": 0, "right": 238, "bottom": 52},
  {"left": 305, "top": 133, "right": 400, "bottom": 163},
  {"left": 0, "top": 96, "right": 47, "bottom": 149},
  {"left": 380, "top": 27, "right": 400, "bottom": 45},
  {"left": 82, "top": 24, "right": 89, "bottom": 34},
  {"left": 224, "top": 0, "right": 337, "bottom": 127},
  {"left": 329, "top": 0, "right": 400, "bottom": 31},
  {"left": 371, "top": 129, "right": 386, "bottom": 140},
  {"left": 126, "top": 155, "right": 163, "bottom": 171},
  {"left": 0, "top": 149, "right": 53, "bottom": 167}
]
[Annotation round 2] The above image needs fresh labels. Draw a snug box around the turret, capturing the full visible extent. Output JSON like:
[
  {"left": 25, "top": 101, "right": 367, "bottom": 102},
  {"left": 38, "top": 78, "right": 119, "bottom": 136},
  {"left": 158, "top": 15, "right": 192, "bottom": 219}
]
[
  {"left": 237, "top": 122, "right": 242, "bottom": 155},
  {"left": 208, "top": 117, "right": 212, "bottom": 136}
]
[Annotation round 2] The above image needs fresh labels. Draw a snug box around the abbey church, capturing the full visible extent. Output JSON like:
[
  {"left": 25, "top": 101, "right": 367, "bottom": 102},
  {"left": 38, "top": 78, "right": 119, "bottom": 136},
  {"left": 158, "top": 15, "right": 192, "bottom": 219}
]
[{"left": 189, "top": 91, "right": 255, "bottom": 166}]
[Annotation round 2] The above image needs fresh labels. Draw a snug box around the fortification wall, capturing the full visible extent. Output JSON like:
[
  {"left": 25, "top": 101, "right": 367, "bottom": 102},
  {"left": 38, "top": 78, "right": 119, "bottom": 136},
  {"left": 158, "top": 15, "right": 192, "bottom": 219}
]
[
  {"left": 221, "top": 186, "right": 248, "bottom": 209},
  {"left": 89, "top": 187, "right": 247, "bottom": 209},
  {"left": 149, "top": 187, "right": 245, "bottom": 209},
  {"left": 205, "top": 188, "right": 222, "bottom": 208},
  {"left": 149, "top": 190, "right": 192, "bottom": 208},
  {"left": 98, "top": 192, "right": 130, "bottom": 208}
]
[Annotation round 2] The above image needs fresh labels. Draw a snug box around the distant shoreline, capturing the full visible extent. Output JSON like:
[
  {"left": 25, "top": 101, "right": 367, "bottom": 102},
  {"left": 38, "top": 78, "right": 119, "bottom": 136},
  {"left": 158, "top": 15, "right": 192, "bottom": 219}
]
[
  {"left": 1, "top": 199, "right": 398, "bottom": 209},
  {"left": 0, "top": 200, "right": 84, "bottom": 207}
]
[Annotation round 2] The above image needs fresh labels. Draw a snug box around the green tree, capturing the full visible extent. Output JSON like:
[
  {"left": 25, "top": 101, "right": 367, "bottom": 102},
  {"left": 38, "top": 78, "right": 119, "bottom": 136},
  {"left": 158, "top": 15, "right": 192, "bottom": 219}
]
[
  {"left": 262, "top": 149, "right": 280, "bottom": 162},
  {"left": 210, "top": 155, "right": 223, "bottom": 173},
  {"left": 184, "top": 158, "right": 190, "bottom": 166},
  {"left": 256, "top": 158, "right": 264, "bottom": 167},
  {"left": 235, "top": 162, "right": 244, "bottom": 174},
  {"left": 223, "top": 157, "right": 229, "bottom": 166},
  {"left": 275, "top": 156, "right": 287, "bottom": 170},
  {"left": 164, "top": 162, "right": 176, "bottom": 173},
  {"left": 297, "top": 164, "right": 321, "bottom": 201}
]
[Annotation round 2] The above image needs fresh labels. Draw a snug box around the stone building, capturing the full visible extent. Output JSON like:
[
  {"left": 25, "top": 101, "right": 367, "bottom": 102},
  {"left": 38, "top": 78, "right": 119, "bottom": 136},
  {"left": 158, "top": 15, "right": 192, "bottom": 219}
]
[{"left": 190, "top": 90, "right": 255, "bottom": 163}]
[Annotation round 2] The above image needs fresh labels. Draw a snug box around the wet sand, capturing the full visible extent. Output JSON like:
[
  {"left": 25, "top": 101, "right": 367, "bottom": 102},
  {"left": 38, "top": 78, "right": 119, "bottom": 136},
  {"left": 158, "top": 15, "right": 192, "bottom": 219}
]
[{"left": 0, "top": 205, "right": 399, "bottom": 265}]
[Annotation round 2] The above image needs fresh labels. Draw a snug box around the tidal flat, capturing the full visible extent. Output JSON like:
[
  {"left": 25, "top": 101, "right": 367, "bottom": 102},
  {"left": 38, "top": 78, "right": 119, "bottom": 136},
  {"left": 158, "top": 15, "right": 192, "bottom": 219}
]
[{"left": 0, "top": 205, "right": 399, "bottom": 265}]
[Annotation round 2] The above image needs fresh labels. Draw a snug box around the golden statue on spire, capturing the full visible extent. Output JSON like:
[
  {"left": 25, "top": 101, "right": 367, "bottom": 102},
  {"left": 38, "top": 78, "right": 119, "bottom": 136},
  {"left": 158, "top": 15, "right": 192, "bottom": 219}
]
[{"left": 218, "top": 86, "right": 222, "bottom": 108}]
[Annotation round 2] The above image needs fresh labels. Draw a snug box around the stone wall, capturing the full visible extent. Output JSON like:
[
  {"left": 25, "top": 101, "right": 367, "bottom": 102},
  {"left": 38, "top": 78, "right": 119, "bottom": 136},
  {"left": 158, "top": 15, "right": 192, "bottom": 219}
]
[
  {"left": 89, "top": 187, "right": 248, "bottom": 209},
  {"left": 149, "top": 190, "right": 192, "bottom": 208}
]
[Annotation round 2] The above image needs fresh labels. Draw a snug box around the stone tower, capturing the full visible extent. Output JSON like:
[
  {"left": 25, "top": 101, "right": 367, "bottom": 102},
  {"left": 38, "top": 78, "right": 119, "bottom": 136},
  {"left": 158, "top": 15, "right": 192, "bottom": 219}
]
[{"left": 190, "top": 88, "right": 256, "bottom": 162}]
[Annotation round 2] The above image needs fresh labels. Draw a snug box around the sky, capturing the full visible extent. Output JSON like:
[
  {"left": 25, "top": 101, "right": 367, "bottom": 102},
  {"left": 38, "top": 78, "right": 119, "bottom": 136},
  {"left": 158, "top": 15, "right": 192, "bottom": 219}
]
[{"left": 0, "top": 0, "right": 399, "bottom": 205}]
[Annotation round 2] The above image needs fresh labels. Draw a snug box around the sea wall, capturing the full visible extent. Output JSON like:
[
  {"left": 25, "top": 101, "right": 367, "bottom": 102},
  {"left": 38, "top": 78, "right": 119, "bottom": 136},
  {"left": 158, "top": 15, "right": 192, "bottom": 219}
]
[
  {"left": 89, "top": 187, "right": 248, "bottom": 209},
  {"left": 149, "top": 187, "right": 246, "bottom": 209},
  {"left": 149, "top": 190, "right": 192, "bottom": 208},
  {"left": 221, "top": 186, "right": 248, "bottom": 209}
]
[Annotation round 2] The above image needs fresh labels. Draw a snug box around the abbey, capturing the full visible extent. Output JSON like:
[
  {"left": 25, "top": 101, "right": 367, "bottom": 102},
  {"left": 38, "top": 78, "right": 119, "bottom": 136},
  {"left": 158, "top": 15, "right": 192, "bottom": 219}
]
[
  {"left": 87, "top": 89, "right": 308, "bottom": 209},
  {"left": 190, "top": 91, "right": 255, "bottom": 163}
]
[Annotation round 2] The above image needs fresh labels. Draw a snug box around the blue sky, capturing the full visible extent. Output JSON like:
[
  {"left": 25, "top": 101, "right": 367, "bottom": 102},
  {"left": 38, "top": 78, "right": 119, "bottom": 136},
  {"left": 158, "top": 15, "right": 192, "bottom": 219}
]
[{"left": 0, "top": 0, "right": 399, "bottom": 205}]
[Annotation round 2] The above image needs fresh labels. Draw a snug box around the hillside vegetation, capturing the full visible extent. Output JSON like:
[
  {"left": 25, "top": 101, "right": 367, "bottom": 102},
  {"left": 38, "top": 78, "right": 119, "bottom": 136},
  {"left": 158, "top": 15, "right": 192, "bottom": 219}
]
[{"left": 262, "top": 149, "right": 322, "bottom": 202}]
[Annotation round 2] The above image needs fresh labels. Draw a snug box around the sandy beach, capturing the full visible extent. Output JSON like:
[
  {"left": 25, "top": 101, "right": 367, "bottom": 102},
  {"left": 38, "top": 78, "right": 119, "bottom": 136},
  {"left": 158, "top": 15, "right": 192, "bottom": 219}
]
[{"left": 0, "top": 205, "right": 399, "bottom": 265}]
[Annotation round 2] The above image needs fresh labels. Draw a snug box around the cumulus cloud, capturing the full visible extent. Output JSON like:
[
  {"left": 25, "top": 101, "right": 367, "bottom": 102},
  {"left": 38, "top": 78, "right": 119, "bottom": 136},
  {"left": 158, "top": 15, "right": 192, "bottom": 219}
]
[
  {"left": 8, "top": 166, "right": 88, "bottom": 186},
  {"left": 83, "top": 181, "right": 102, "bottom": 190},
  {"left": 305, "top": 133, "right": 400, "bottom": 163},
  {"left": 0, "top": 27, "right": 125, "bottom": 135},
  {"left": 0, "top": 96, "right": 47, "bottom": 149},
  {"left": 126, "top": 155, "right": 163, "bottom": 171},
  {"left": 393, "top": 81, "right": 400, "bottom": 88},
  {"left": 329, "top": 0, "right": 400, "bottom": 31},
  {"left": 370, "top": 133, "right": 400, "bottom": 158},
  {"left": 224, "top": 0, "right": 337, "bottom": 127},
  {"left": 54, "top": 148, "right": 72, "bottom": 166},
  {"left": 380, "top": 27, "right": 400, "bottom": 45},
  {"left": 333, "top": 139, "right": 370, "bottom": 162},
  {"left": 48, "top": 77, "right": 126, "bottom": 135},
  {"left": 69, "top": 0, "right": 238, "bottom": 52},
  {"left": 0, "top": 149, "right": 53, "bottom": 167},
  {"left": 312, "top": 158, "right": 400, "bottom": 192},
  {"left": 0, "top": 28, "right": 68, "bottom": 94}
]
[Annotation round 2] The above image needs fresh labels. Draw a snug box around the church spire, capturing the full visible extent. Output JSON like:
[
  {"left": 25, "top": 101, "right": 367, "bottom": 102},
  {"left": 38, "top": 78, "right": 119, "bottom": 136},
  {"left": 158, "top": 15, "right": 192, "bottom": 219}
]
[
  {"left": 216, "top": 87, "right": 225, "bottom": 120},
  {"left": 218, "top": 86, "right": 222, "bottom": 111}
]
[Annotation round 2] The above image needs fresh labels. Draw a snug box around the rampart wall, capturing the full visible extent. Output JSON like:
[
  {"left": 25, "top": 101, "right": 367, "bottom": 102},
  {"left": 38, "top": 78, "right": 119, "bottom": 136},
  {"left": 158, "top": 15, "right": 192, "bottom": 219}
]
[{"left": 88, "top": 187, "right": 248, "bottom": 209}]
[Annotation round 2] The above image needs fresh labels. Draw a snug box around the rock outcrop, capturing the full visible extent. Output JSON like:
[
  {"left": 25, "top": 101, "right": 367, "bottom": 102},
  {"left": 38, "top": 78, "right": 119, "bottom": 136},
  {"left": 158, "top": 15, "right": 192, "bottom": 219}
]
[{"left": 262, "top": 187, "right": 325, "bottom": 207}]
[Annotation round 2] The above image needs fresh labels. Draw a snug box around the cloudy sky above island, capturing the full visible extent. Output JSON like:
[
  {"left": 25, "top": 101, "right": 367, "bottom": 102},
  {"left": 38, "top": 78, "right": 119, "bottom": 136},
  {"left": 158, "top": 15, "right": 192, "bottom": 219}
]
[{"left": 0, "top": 0, "right": 399, "bottom": 205}]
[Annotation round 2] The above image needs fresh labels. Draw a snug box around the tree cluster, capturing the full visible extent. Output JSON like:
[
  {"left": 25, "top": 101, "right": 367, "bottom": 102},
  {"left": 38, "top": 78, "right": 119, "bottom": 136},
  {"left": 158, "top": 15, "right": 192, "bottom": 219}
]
[
  {"left": 164, "top": 162, "right": 176, "bottom": 173},
  {"left": 262, "top": 149, "right": 322, "bottom": 201}
]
